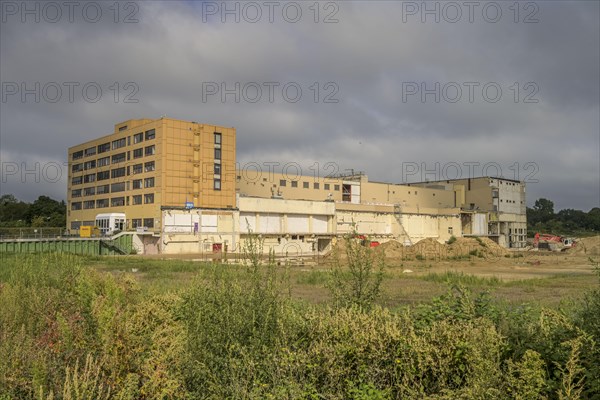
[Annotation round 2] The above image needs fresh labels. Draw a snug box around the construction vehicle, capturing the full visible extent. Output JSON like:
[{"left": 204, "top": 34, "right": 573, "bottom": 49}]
[
  {"left": 533, "top": 233, "right": 576, "bottom": 252},
  {"left": 357, "top": 234, "right": 380, "bottom": 248}
]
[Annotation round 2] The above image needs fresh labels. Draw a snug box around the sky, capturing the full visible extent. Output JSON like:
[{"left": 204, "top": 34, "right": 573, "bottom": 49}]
[{"left": 1, "top": 0, "right": 598, "bottom": 211}]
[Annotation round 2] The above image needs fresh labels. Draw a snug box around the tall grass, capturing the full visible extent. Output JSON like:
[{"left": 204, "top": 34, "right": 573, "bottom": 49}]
[
  {"left": 1, "top": 253, "right": 599, "bottom": 399},
  {"left": 421, "top": 270, "right": 503, "bottom": 286}
]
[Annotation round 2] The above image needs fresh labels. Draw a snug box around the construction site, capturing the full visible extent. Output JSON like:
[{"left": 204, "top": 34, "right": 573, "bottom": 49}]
[{"left": 23, "top": 117, "right": 529, "bottom": 257}]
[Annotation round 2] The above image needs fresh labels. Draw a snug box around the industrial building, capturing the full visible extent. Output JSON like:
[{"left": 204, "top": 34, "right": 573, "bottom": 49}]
[{"left": 67, "top": 117, "right": 526, "bottom": 255}]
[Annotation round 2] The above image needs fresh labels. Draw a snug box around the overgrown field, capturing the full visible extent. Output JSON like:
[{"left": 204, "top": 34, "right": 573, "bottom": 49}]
[{"left": 1, "top": 239, "right": 599, "bottom": 399}]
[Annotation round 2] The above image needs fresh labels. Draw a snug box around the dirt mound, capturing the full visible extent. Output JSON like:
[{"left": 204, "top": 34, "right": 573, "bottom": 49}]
[
  {"left": 569, "top": 236, "right": 600, "bottom": 256},
  {"left": 326, "top": 236, "right": 510, "bottom": 262},
  {"left": 411, "top": 238, "right": 447, "bottom": 257},
  {"left": 376, "top": 240, "right": 406, "bottom": 258},
  {"left": 448, "top": 237, "right": 509, "bottom": 258}
]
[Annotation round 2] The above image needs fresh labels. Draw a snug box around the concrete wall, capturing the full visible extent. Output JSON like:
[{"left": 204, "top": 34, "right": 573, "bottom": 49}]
[
  {"left": 236, "top": 172, "right": 456, "bottom": 209},
  {"left": 236, "top": 171, "right": 346, "bottom": 202},
  {"left": 335, "top": 202, "right": 461, "bottom": 244},
  {"left": 161, "top": 209, "right": 238, "bottom": 254}
]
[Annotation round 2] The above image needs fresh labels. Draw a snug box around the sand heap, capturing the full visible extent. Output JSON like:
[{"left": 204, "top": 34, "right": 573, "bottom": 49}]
[
  {"left": 326, "top": 236, "right": 510, "bottom": 262},
  {"left": 569, "top": 236, "right": 600, "bottom": 256}
]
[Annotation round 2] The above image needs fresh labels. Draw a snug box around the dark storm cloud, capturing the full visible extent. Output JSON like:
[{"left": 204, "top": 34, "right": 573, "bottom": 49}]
[{"left": 1, "top": 1, "right": 598, "bottom": 211}]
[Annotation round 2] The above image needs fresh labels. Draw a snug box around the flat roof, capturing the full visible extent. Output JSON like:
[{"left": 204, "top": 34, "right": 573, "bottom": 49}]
[{"left": 408, "top": 176, "right": 523, "bottom": 185}]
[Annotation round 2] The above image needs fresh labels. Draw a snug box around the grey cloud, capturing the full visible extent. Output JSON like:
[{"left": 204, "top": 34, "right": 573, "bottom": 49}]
[{"left": 0, "top": 0, "right": 598, "bottom": 211}]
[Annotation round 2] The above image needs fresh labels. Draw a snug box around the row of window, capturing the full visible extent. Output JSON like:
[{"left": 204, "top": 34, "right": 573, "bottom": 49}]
[
  {"left": 71, "top": 193, "right": 154, "bottom": 210},
  {"left": 72, "top": 129, "right": 155, "bottom": 160},
  {"left": 72, "top": 146, "right": 155, "bottom": 173},
  {"left": 72, "top": 178, "right": 155, "bottom": 198},
  {"left": 71, "top": 162, "right": 155, "bottom": 185},
  {"left": 278, "top": 180, "right": 341, "bottom": 191}
]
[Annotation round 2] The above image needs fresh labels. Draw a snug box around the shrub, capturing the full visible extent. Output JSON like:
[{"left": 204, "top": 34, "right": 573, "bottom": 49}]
[
  {"left": 181, "top": 234, "right": 296, "bottom": 398},
  {"left": 328, "top": 232, "right": 385, "bottom": 310}
]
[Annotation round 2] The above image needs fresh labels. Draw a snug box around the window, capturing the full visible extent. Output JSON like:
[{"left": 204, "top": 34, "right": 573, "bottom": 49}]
[
  {"left": 71, "top": 202, "right": 82, "bottom": 210},
  {"left": 214, "top": 179, "right": 221, "bottom": 190},
  {"left": 112, "top": 138, "right": 126, "bottom": 150},
  {"left": 334, "top": 185, "right": 340, "bottom": 191},
  {"left": 84, "top": 146, "right": 96, "bottom": 157},
  {"left": 144, "top": 177, "right": 155, "bottom": 188},
  {"left": 214, "top": 132, "right": 221, "bottom": 144},
  {"left": 84, "top": 160, "right": 96, "bottom": 170},
  {"left": 132, "top": 195, "right": 142, "bottom": 205},
  {"left": 72, "top": 163, "right": 83, "bottom": 173},
  {"left": 72, "top": 176, "right": 82, "bottom": 185},
  {"left": 214, "top": 148, "right": 221, "bottom": 160},
  {"left": 133, "top": 132, "right": 143, "bottom": 143},
  {"left": 145, "top": 129, "right": 156, "bottom": 140},
  {"left": 111, "top": 152, "right": 126, "bottom": 163},
  {"left": 144, "top": 193, "right": 154, "bottom": 204},
  {"left": 83, "top": 173, "right": 95, "bottom": 183},
  {"left": 131, "top": 218, "right": 142, "bottom": 228},
  {"left": 111, "top": 197, "right": 125, "bottom": 207},
  {"left": 144, "top": 161, "right": 155, "bottom": 172},
  {"left": 132, "top": 179, "right": 142, "bottom": 189},
  {"left": 133, "top": 148, "right": 143, "bottom": 158},
  {"left": 291, "top": 181, "right": 298, "bottom": 188},
  {"left": 133, "top": 163, "right": 143, "bottom": 174},
  {"left": 71, "top": 189, "right": 82, "bottom": 198},
  {"left": 324, "top": 184, "right": 330, "bottom": 190},
  {"left": 72, "top": 150, "right": 83, "bottom": 160},
  {"left": 111, "top": 167, "right": 126, "bottom": 179},
  {"left": 314, "top": 182, "right": 320, "bottom": 189},
  {"left": 214, "top": 163, "right": 221, "bottom": 175},
  {"left": 145, "top": 145, "right": 155, "bottom": 156},
  {"left": 96, "top": 184, "right": 109, "bottom": 194},
  {"left": 448, "top": 227, "right": 453, "bottom": 234},
  {"left": 119, "top": 125, "right": 128, "bottom": 131},
  {"left": 280, "top": 179, "right": 286, "bottom": 187},
  {"left": 97, "top": 142, "right": 110, "bottom": 153},
  {"left": 303, "top": 182, "right": 309, "bottom": 189},
  {"left": 342, "top": 184, "right": 351, "bottom": 201},
  {"left": 96, "top": 199, "right": 109, "bottom": 208},
  {"left": 84, "top": 187, "right": 95, "bottom": 196},
  {"left": 97, "top": 156, "right": 110, "bottom": 167},
  {"left": 143, "top": 218, "right": 154, "bottom": 228},
  {"left": 83, "top": 200, "right": 95, "bottom": 209},
  {"left": 111, "top": 182, "right": 125, "bottom": 193}
]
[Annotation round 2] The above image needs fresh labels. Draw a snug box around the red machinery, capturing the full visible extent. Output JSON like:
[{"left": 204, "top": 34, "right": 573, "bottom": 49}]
[{"left": 534, "top": 233, "right": 576, "bottom": 251}]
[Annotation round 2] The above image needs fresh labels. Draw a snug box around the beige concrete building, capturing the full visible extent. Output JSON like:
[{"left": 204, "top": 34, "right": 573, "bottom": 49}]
[
  {"left": 237, "top": 171, "right": 462, "bottom": 249},
  {"left": 67, "top": 118, "right": 236, "bottom": 233},
  {"left": 237, "top": 172, "right": 455, "bottom": 209},
  {"left": 410, "top": 177, "right": 527, "bottom": 248},
  {"left": 66, "top": 117, "right": 525, "bottom": 254}
]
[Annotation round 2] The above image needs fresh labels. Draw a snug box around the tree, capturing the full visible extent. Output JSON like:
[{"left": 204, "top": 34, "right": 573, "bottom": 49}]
[
  {"left": 25, "top": 196, "right": 66, "bottom": 226},
  {"left": 0, "top": 194, "right": 29, "bottom": 226},
  {"left": 532, "top": 198, "right": 555, "bottom": 224}
]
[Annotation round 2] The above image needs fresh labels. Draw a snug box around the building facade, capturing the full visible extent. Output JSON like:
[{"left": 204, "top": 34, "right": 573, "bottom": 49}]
[
  {"left": 67, "top": 118, "right": 236, "bottom": 233},
  {"left": 66, "top": 117, "right": 526, "bottom": 253},
  {"left": 410, "top": 177, "right": 527, "bottom": 248}
]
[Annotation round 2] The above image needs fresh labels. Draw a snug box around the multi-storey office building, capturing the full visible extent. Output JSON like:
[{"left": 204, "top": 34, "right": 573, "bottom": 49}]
[{"left": 67, "top": 118, "right": 236, "bottom": 233}]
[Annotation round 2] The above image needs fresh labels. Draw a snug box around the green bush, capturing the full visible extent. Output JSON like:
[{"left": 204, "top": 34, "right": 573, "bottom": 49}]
[
  {"left": 328, "top": 232, "right": 385, "bottom": 310},
  {"left": 1, "top": 253, "right": 599, "bottom": 399}
]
